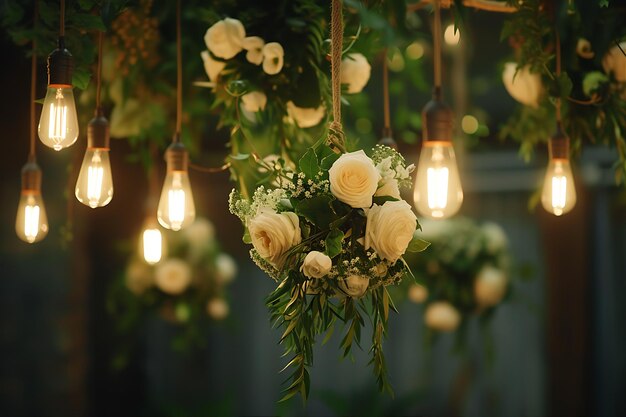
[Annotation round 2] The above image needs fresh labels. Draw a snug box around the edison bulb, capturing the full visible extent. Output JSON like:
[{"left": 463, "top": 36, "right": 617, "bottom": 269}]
[
  {"left": 15, "top": 192, "right": 49, "bottom": 243},
  {"left": 38, "top": 86, "right": 79, "bottom": 151},
  {"left": 541, "top": 158, "right": 576, "bottom": 216},
  {"left": 414, "top": 141, "right": 463, "bottom": 219},
  {"left": 140, "top": 223, "right": 165, "bottom": 265},
  {"left": 157, "top": 170, "right": 195, "bottom": 231},
  {"left": 75, "top": 148, "right": 113, "bottom": 208}
]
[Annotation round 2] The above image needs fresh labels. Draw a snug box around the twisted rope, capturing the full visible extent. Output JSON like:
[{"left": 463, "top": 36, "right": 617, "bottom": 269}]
[{"left": 327, "top": 0, "right": 346, "bottom": 154}]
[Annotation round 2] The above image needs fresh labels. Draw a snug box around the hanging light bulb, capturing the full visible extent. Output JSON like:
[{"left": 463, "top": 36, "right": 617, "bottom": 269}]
[
  {"left": 139, "top": 216, "right": 165, "bottom": 264},
  {"left": 541, "top": 124, "right": 576, "bottom": 216},
  {"left": 413, "top": 92, "right": 463, "bottom": 219},
  {"left": 157, "top": 141, "right": 195, "bottom": 231},
  {"left": 16, "top": 161, "right": 49, "bottom": 243},
  {"left": 75, "top": 111, "right": 113, "bottom": 208},
  {"left": 38, "top": 0, "right": 79, "bottom": 151}
]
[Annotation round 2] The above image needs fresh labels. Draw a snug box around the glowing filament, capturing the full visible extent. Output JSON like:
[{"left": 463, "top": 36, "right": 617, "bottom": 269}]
[
  {"left": 48, "top": 89, "right": 68, "bottom": 148},
  {"left": 168, "top": 181, "right": 186, "bottom": 230},
  {"left": 551, "top": 176, "right": 567, "bottom": 216},
  {"left": 87, "top": 153, "right": 104, "bottom": 207},
  {"left": 427, "top": 167, "right": 449, "bottom": 212},
  {"left": 142, "top": 228, "right": 163, "bottom": 264},
  {"left": 24, "top": 204, "right": 40, "bottom": 243}
]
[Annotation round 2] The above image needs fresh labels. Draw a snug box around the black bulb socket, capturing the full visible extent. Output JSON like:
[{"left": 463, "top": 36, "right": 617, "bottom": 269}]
[
  {"left": 47, "top": 37, "right": 74, "bottom": 87},
  {"left": 21, "top": 161, "right": 42, "bottom": 192},
  {"left": 549, "top": 123, "right": 570, "bottom": 160},
  {"left": 165, "top": 140, "right": 189, "bottom": 172},
  {"left": 422, "top": 88, "right": 453, "bottom": 143},
  {"left": 87, "top": 108, "right": 110, "bottom": 149}
]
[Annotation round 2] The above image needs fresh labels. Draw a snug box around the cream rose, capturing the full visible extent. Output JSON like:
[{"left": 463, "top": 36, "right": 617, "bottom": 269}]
[
  {"left": 602, "top": 41, "right": 626, "bottom": 82},
  {"left": 286, "top": 101, "right": 325, "bottom": 128},
  {"left": 408, "top": 283, "right": 428, "bottom": 304},
  {"left": 200, "top": 51, "right": 226, "bottom": 83},
  {"left": 364, "top": 200, "right": 417, "bottom": 262},
  {"left": 482, "top": 222, "right": 507, "bottom": 255},
  {"left": 341, "top": 53, "right": 372, "bottom": 94},
  {"left": 242, "top": 36, "right": 264, "bottom": 65},
  {"left": 300, "top": 251, "right": 332, "bottom": 278},
  {"left": 424, "top": 301, "right": 460, "bottom": 332},
  {"left": 215, "top": 254, "right": 237, "bottom": 284},
  {"left": 248, "top": 208, "right": 302, "bottom": 267},
  {"left": 154, "top": 259, "right": 192, "bottom": 295},
  {"left": 204, "top": 18, "right": 245, "bottom": 59},
  {"left": 206, "top": 298, "right": 229, "bottom": 320},
  {"left": 183, "top": 217, "right": 215, "bottom": 247},
  {"left": 329, "top": 150, "right": 380, "bottom": 208},
  {"left": 262, "top": 42, "right": 284, "bottom": 75},
  {"left": 502, "top": 62, "right": 542, "bottom": 107},
  {"left": 125, "top": 259, "right": 153, "bottom": 295},
  {"left": 474, "top": 265, "right": 508, "bottom": 307},
  {"left": 375, "top": 178, "right": 401, "bottom": 199},
  {"left": 338, "top": 274, "right": 369, "bottom": 298}
]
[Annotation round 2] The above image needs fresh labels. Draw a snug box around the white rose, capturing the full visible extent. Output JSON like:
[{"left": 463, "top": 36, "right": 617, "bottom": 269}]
[
  {"left": 262, "top": 42, "right": 284, "bottom": 75},
  {"left": 329, "top": 150, "right": 381, "bottom": 208},
  {"left": 602, "top": 41, "right": 626, "bottom": 82},
  {"left": 502, "top": 62, "right": 542, "bottom": 107},
  {"left": 375, "top": 178, "right": 401, "bottom": 199},
  {"left": 408, "top": 283, "right": 428, "bottom": 304},
  {"left": 341, "top": 53, "right": 372, "bottom": 94},
  {"left": 242, "top": 36, "right": 264, "bottom": 65},
  {"left": 205, "top": 18, "right": 245, "bottom": 59},
  {"left": 154, "top": 259, "right": 192, "bottom": 295},
  {"left": 474, "top": 265, "right": 508, "bottom": 307},
  {"left": 481, "top": 222, "right": 508, "bottom": 255},
  {"left": 365, "top": 200, "right": 417, "bottom": 262},
  {"left": 338, "top": 274, "right": 369, "bottom": 298},
  {"left": 300, "top": 251, "right": 332, "bottom": 278},
  {"left": 248, "top": 208, "right": 302, "bottom": 267},
  {"left": 206, "top": 298, "right": 229, "bottom": 320},
  {"left": 200, "top": 51, "right": 225, "bottom": 83},
  {"left": 241, "top": 91, "right": 267, "bottom": 113},
  {"left": 286, "top": 101, "right": 325, "bottom": 128},
  {"left": 183, "top": 217, "right": 215, "bottom": 247},
  {"left": 424, "top": 301, "right": 460, "bottom": 332},
  {"left": 125, "top": 259, "right": 153, "bottom": 295},
  {"left": 215, "top": 254, "right": 237, "bottom": 284}
]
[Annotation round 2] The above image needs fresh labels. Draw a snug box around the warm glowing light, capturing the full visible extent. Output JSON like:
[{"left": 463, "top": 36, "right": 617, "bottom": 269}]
[
  {"left": 38, "top": 86, "right": 78, "bottom": 151},
  {"left": 406, "top": 41, "right": 425, "bottom": 60},
  {"left": 158, "top": 170, "right": 195, "bottom": 231},
  {"left": 75, "top": 148, "right": 113, "bottom": 208},
  {"left": 444, "top": 24, "right": 460, "bottom": 46},
  {"left": 461, "top": 115, "right": 479, "bottom": 134},
  {"left": 388, "top": 48, "right": 405, "bottom": 72},
  {"left": 414, "top": 141, "right": 463, "bottom": 219},
  {"left": 541, "top": 158, "right": 576, "bottom": 216},
  {"left": 142, "top": 228, "right": 163, "bottom": 264},
  {"left": 15, "top": 192, "right": 48, "bottom": 243}
]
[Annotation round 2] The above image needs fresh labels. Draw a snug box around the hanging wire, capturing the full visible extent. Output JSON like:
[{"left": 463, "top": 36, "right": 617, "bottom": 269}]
[
  {"left": 29, "top": 2, "right": 38, "bottom": 162},
  {"left": 174, "top": 0, "right": 182, "bottom": 141},
  {"left": 95, "top": 30, "right": 103, "bottom": 113},
  {"left": 59, "top": 0, "right": 65, "bottom": 37},
  {"left": 555, "top": 29, "right": 562, "bottom": 123},
  {"left": 433, "top": 0, "right": 443, "bottom": 91},
  {"left": 382, "top": 48, "right": 391, "bottom": 131}
]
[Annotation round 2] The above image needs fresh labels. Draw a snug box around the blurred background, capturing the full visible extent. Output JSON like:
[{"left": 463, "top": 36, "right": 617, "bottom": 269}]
[{"left": 1, "top": 1, "right": 626, "bottom": 416}]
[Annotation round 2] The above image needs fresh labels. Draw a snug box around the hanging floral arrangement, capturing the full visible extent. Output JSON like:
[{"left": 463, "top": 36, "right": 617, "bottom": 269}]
[
  {"left": 403, "top": 218, "right": 511, "bottom": 334},
  {"left": 108, "top": 218, "right": 237, "bottom": 366}
]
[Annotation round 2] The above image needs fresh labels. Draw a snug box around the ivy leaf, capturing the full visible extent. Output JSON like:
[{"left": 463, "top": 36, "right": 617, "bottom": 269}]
[
  {"left": 299, "top": 148, "right": 320, "bottom": 178},
  {"left": 325, "top": 229, "right": 344, "bottom": 258},
  {"left": 72, "top": 67, "right": 91, "bottom": 90},
  {"left": 405, "top": 231, "right": 430, "bottom": 253},
  {"left": 320, "top": 152, "right": 340, "bottom": 170},
  {"left": 294, "top": 194, "right": 336, "bottom": 227},
  {"left": 582, "top": 71, "right": 609, "bottom": 97}
]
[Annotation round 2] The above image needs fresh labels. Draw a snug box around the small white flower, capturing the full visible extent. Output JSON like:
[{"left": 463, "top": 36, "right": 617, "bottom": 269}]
[
  {"left": 241, "top": 91, "right": 267, "bottom": 113},
  {"left": 424, "top": 301, "right": 460, "bottom": 332},
  {"left": 285, "top": 101, "right": 325, "bottom": 128},
  {"left": 125, "top": 259, "right": 153, "bottom": 295},
  {"left": 242, "top": 36, "right": 265, "bottom": 65},
  {"left": 408, "top": 283, "right": 428, "bottom": 303},
  {"left": 215, "top": 254, "right": 237, "bottom": 284},
  {"left": 576, "top": 38, "right": 594, "bottom": 59},
  {"left": 502, "top": 62, "right": 542, "bottom": 107},
  {"left": 371, "top": 262, "right": 388, "bottom": 277},
  {"left": 341, "top": 53, "right": 372, "bottom": 94},
  {"left": 206, "top": 298, "right": 229, "bottom": 320},
  {"left": 154, "top": 259, "right": 192, "bottom": 295},
  {"left": 200, "top": 51, "right": 226, "bottom": 83},
  {"left": 474, "top": 265, "right": 508, "bottom": 307},
  {"left": 602, "top": 41, "right": 626, "bottom": 82},
  {"left": 262, "top": 42, "right": 284, "bottom": 75},
  {"left": 329, "top": 150, "right": 381, "bottom": 208},
  {"left": 338, "top": 274, "right": 369, "bottom": 298},
  {"left": 205, "top": 18, "right": 246, "bottom": 60},
  {"left": 300, "top": 251, "right": 332, "bottom": 278}
]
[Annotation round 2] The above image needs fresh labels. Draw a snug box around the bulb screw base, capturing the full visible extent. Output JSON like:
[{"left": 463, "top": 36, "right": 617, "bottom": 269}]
[
  {"left": 549, "top": 124, "right": 570, "bottom": 160},
  {"left": 21, "top": 161, "right": 42, "bottom": 192},
  {"left": 422, "top": 89, "right": 453, "bottom": 143},
  {"left": 87, "top": 109, "right": 110, "bottom": 149},
  {"left": 165, "top": 141, "right": 189, "bottom": 172},
  {"left": 47, "top": 37, "right": 74, "bottom": 86}
]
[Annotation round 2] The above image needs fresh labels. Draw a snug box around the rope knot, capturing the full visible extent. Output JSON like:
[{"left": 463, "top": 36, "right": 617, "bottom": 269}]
[{"left": 327, "top": 121, "right": 346, "bottom": 154}]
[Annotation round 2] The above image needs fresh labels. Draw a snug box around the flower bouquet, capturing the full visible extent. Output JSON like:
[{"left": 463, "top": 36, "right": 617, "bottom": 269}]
[
  {"left": 230, "top": 143, "right": 429, "bottom": 400},
  {"left": 403, "top": 218, "right": 510, "bottom": 333},
  {"left": 109, "top": 218, "right": 237, "bottom": 365}
]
